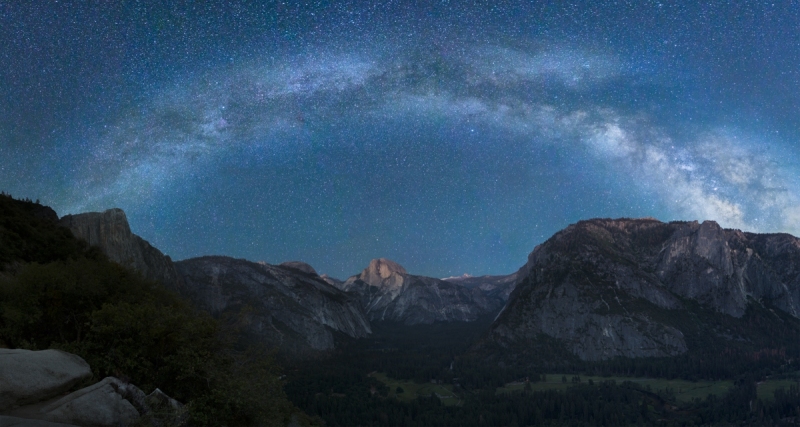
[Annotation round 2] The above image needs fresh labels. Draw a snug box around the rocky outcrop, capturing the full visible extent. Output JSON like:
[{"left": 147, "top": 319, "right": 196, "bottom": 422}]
[
  {"left": 0, "top": 350, "right": 91, "bottom": 412},
  {"left": 655, "top": 220, "right": 800, "bottom": 317},
  {"left": 0, "top": 350, "right": 184, "bottom": 427},
  {"left": 279, "top": 261, "right": 318, "bottom": 276},
  {"left": 175, "top": 256, "right": 371, "bottom": 356},
  {"left": 30, "top": 377, "right": 140, "bottom": 427},
  {"left": 342, "top": 258, "right": 503, "bottom": 325},
  {"left": 442, "top": 273, "right": 518, "bottom": 302},
  {"left": 485, "top": 218, "right": 800, "bottom": 361},
  {"left": 58, "top": 209, "right": 181, "bottom": 290},
  {"left": 0, "top": 416, "right": 77, "bottom": 426}
]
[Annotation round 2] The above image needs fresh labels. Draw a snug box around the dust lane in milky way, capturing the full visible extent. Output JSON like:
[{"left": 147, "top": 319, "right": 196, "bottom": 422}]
[{"left": 2, "top": 2, "right": 799, "bottom": 278}]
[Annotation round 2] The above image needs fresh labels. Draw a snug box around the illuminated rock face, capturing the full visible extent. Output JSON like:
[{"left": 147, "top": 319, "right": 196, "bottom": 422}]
[
  {"left": 485, "top": 218, "right": 800, "bottom": 361},
  {"left": 342, "top": 258, "right": 504, "bottom": 325}
]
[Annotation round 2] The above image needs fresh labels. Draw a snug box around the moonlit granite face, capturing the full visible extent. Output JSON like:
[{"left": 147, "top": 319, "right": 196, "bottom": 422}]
[{"left": 2, "top": 2, "right": 799, "bottom": 278}]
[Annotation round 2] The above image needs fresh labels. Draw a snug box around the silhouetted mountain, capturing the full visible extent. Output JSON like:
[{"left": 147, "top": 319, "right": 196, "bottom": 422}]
[
  {"left": 341, "top": 258, "right": 503, "bottom": 325},
  {"left": 57, "top": 208, "right": 370, "bottom": 357},
  {"left": 481, "top": 218, "right": 800, "bottom": 362}
]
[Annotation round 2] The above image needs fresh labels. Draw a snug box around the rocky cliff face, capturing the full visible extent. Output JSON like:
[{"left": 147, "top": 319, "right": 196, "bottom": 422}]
[
  {"left": 175, "top": 256, "right": 371, "bottom": 355},
  {"left": 58, "top": 209, "right": 182, "bottom": 290},
  {"left": 486, "top": 218, "right": 800, "bottom": 361},
  {"left": 442, "top": 273, "right": 518, "bottom": 302},
  {"left": 342, "top": 258, "right": 503, "bottom": 325},
  {"left": 320, "top": 274, "right": 345, "bottom": 289},
  {"left": 59, "top": 208, "right": 371, "bottom": 356}
]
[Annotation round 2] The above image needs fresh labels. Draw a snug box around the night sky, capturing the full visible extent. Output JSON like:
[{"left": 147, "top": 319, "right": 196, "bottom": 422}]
[{"left": 2, "top": 2, "right": 800, "bottom": 278}]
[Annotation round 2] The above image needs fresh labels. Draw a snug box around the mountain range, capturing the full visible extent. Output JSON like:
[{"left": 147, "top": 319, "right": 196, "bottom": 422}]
[
  {"left": 56, "top": 209, "right": 800, "bottom": 364},
  {"left": 58, "top": 209, "right": 507, "bottom": 356}
]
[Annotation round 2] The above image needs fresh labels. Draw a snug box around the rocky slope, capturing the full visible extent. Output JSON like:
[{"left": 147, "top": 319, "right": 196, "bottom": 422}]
[
  {"left": 175, "top": 256, "right": 371, "bottom": 355},
  {"left": 320, "top": 274, "right": 345, "bottom": 289},
  {"left": 58, "top": 209, "right": 182, "bottom": 290},
  {"left": 442, "top": 273, "right": 518, "bottom": 303},
  {"left": 341, "top": 258, "right": 503, "bottom": 325},
  {"left": 484, "top": 218, "right": 800, "bottom": 361},
  {"left": 58, "top": 208, "right": 371, "bottom": 356}
]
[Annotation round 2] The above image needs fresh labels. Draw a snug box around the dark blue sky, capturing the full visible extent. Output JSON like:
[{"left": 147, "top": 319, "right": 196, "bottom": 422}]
[{"left": 2, "top": 1, "right": 800, "bottom": 278}]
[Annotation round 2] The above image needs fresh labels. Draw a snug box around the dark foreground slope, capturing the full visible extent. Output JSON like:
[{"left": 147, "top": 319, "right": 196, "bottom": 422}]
[
  {"left": 480, "top": 218, "right": 800, "bottom": 369},
  {"left": 0, "top": 195, "right": 304, "bottom": 426}
]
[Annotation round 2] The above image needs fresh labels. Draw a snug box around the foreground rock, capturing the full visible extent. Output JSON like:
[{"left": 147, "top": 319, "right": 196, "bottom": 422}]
[
  {"left": 24, "top": 377, "right": 139, "bottom": 427},
  {"left": 175, "top": 256, "right": 372, "bottom": 356},
  {"left": 0, "top": 350, "right": 91, "bottom": 412},
  {"left": 0, "top": 350, "right": 185, "bottom": 427},
  {"left": 0, "top": 416, "right": 77, "bottom": 426},
  {"left": 58, "top": 209, "right": 182, "bottom": 290},
  {"left": 341, "top": 258, "right": 503, "bottom": 325},
  {"left": 483, "top": 218, "right": 800, "bottom": 361}
]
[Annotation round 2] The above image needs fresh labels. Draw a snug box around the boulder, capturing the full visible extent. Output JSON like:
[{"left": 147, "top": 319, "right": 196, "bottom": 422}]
[
  {"left": 5, "top": 377, "right": 186, "bottom": 427},
  {"left": 140, "top": 389, "right": 187, "bottom": 426},
  {"left": 0, "top": 416, "right": 78, "bottom": 426},
  {"left": 36, "top": 377, "right": 139, "bottom": 427},
  {"left": 0, "top": 350, "right": 91, "bottom": 411}
]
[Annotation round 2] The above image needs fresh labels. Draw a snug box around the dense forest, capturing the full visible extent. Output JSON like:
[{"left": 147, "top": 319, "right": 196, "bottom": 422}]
[
  {"left": 282, "top": 298, "right": 800, "bottom": 426},
  {"left": 288, "top": 375, "right": 800, "bottom": 426},
  {"left": 285, "top": 319, "right": 800, "bottom": 426}
]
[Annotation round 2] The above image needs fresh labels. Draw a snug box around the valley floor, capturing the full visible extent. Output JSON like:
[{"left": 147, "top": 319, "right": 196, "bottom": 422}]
[
  {"left": 496, "top": 374, "right": 735, "bottom": 403},
  {"left": 284, "top": 320, "right": 800, "bottom": 426}
]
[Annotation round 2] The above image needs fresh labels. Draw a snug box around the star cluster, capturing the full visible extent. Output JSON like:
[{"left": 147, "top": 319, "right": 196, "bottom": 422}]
[{"left": 2, "top": 2, "right": 799, "bottom": 278}]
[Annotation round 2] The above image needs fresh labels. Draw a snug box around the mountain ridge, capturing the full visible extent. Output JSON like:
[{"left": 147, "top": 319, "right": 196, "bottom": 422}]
[
  {"left": 341, "top": 258, "right": 505, "bottom": 325},
  {"left": 481, "top": 217, "right": 800, "bottom": 362},
  {"left": 55, "top": 209, "right": 371, "bottom": 357},
  {"left": 49, "top": 207, "right": 800, "bottom": 366}
]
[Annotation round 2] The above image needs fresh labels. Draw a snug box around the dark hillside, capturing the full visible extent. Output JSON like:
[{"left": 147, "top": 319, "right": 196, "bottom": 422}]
[
  {"left": 0, "top": 194, "right": 304, "bottom": 426},
  {"left": 0, "top": 193, "right": 96, "bottom": 269}
]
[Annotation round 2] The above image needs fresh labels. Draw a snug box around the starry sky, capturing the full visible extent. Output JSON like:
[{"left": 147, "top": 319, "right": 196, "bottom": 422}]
[{"left": 2, "top": 1, "right": 800, "bottom": 278}]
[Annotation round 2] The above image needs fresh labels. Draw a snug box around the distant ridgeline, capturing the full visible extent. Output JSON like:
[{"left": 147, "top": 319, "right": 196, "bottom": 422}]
[
  {"left": 4, "top": 193, "right": 800, "bottom": 425},
  {"left": 55, "top": 207, "right": 516, "bottom": 357},
  {"left": 17, "top": 191, "right": 800, "bottom": 374},
  {"left": 0, "top": 194, "right": 304, "bottom": 426}
]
